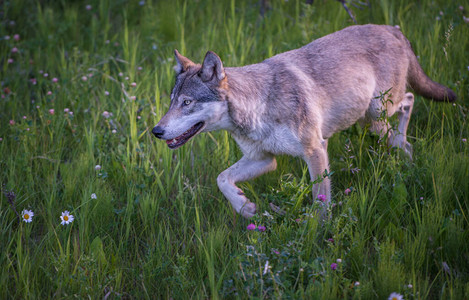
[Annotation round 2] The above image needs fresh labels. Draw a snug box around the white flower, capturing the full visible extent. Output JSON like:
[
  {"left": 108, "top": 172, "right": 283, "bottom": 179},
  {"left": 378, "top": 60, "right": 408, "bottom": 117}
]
[
  {"left": 354, "top": 281, "right": 360, "bottom": 286},
  {"left": 91, "top": 193, "right": 97, "bottom": 199},
  {"left": 112, "top": 129, "right": 117, "bottom": 134},
  {"left": 60, "top": 211, "right": 74, "bottom": 225},
  {"left": 95, "top": 165, "right": 101, "bottom": 171},
  {"left": 104, "top": 91, "right": 110, "bottom": 96},
  {"left": 263, "top": 261, "right": 270, "bottom": 275},
  {"left": 388, "top": 292, "right": 403, "bottom": 300},
  {"left": 22, "top": 209, "right": 34, "bottom": 223},
  {"left": 336, "top": 258, "right": 342, "bottom": 263}
]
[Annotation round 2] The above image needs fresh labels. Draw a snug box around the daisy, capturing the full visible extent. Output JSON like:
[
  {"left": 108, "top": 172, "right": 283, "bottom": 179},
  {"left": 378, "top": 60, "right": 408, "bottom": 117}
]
[
  {"left": 60, "top": 211, "right": 74, "bottom": 225},
  {"left": 388, "top": 292, "right": 403, "bottom": 300},
  {"left": 22, "top": 209, "right": 34, "bottom": 223}
]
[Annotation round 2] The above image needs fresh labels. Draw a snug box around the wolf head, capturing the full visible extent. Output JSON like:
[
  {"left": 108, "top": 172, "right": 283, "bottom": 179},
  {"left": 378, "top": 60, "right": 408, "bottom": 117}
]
[{"left": 152, "top": 50, "right": 231, "bottom": 149}]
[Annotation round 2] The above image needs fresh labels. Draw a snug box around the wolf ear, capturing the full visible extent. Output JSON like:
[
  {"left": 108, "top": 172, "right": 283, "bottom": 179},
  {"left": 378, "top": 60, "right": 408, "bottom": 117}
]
[
  {"left": 200, "top": 51, "right": 225, "bottom": 82},
  {"left": 174, "top": 49, "right": 195, "bottom": 74}
]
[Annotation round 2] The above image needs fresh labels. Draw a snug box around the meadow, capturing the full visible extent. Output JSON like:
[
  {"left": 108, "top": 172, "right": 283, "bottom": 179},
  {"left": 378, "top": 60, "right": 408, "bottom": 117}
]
[{"left": 1, "top": 0, "right": 468, "bottom": 298}]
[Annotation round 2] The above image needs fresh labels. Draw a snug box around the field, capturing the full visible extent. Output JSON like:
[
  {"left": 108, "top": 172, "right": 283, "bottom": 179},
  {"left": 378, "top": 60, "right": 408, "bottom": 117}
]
[{"left": 1, "top": 0, "right": 468, "bottom": 298}]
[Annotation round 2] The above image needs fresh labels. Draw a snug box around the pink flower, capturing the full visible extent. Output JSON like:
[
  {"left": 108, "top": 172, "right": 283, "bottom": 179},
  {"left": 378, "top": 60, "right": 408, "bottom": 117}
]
[
  {"left": 330, "top": 263, "right": 338, "bottom": 270},
  {"left": 327, "top": 238, "right": 334, "bottom": 243},
  {"left": 258, "top": 225, "right": 266, "bottom": 232},
  {"left": 317, "top": 194, "right": 327, "bottom": 202},
  {"left": 295, "top": 218, "right": 301, "bottom": 223},
  {"left": 11, "top": 47, "right": 18, "bottom": 54},
  {"left": 344, "top": 188, "right": 351, "bottom": 195},
  {"left": 52, "top": 77, "right": 58, "bottom": 83},
  {"left": 13, "top": 34, "right": 20, "bottom": 41},
  {"left": 64, "top": 108, "right": 70, "bottom": 113},
  {"left": 7, "top": 58, "right": 13, "bottom": 64},
  {"left": 9, "top": 120, "right": 15, "bottom": 125},
  {"left": 0, "top": 138, "right": 3, "bottom": 141},
  {"left": 49, "top": 109, "right": 55, "bottom": 115},
  {"left": 131, "top": 82, "right": 137, "bottom": 87},
  {"left": 47, "top": 91, "right": 52, "bottom": 95},
  {"left": 247, "top": 223, "right": 256, "bottom": 231},
  {"left": 130, "top": 96, "right": 136, "bottom": 101},
  {"left": 81, "top": 76, "right": 88, "bottom": 81}
]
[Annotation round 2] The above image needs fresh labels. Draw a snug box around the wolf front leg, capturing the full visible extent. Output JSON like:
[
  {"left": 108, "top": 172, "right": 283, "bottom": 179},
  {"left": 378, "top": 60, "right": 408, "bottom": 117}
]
[
  {"left": 304, "top": 140, "right": 331, "bottom": 219},
  {"left": 217, "top": 155, "right": 277, "bottom": 218}
]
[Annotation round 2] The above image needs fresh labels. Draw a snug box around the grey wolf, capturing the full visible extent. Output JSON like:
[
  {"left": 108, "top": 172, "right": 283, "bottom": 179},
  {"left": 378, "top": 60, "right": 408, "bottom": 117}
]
[{"left": 152, "top": 24, "right": 456, "bottom": 219}]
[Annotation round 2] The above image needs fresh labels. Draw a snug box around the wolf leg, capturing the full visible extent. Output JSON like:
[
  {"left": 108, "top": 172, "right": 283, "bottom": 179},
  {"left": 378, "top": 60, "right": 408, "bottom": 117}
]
[
  {"left": 304, "top": 140, "right": 331, "bottom": 218},
  {"left": 217, "top": 155, "right": 277, "bottom": 218},
  {"left": 388, "top": 92, "right": 414, "bottom": 158}
]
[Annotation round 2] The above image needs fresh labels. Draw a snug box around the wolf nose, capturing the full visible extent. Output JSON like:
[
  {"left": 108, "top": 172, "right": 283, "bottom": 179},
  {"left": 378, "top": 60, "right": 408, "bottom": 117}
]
[{"left": 152, "top": 126, "right": 165, "bottom": 139}]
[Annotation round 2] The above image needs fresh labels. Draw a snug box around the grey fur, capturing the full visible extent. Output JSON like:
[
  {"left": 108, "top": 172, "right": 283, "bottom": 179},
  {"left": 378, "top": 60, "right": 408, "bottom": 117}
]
[{"left": 153, "top": 24, "right": 456, "bottom": 219}]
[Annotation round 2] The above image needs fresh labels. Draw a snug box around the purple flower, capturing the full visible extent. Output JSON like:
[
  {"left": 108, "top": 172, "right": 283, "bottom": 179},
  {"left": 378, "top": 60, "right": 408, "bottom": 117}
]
[
  {"left": 327, "top": 238, "right": 334, "bottom": 243},
  {"left": 13, "top": 34, "right": 20, "bottom": 41},
  {"left": 317, "top": 194, "right": 327, "bottom": 202},
  {"left": 247, "top": 223, "right": 256, "bottom": 231},
  {"left": 330, "top": 263, "right": 338, "bottom": 270},
  {"left": 258, "top": 225, "right": 266, "bottom": 232},
  {"left": 344, "top": 188, "right": 351, "bottom": 195},
  {"left": 52, "top": 77, "right": 58, "bottom": 83}
]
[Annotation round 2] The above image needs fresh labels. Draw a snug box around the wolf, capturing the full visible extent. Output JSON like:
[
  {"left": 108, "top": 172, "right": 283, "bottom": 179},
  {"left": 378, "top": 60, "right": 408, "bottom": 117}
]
[{"left": 152, "top": 24, "right": 456, "bottom": 219}]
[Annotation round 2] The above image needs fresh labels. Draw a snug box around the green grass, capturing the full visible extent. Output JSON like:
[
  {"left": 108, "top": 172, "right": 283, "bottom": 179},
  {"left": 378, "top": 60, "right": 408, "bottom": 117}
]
[{"left": 1, "top": 0, "right": 468, "bottom": 298}]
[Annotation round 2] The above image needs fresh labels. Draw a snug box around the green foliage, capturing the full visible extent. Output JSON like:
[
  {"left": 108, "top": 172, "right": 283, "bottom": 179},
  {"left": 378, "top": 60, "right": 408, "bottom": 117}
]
[{"left": 1, "top": 0, "right": 468, "bottom": 298}]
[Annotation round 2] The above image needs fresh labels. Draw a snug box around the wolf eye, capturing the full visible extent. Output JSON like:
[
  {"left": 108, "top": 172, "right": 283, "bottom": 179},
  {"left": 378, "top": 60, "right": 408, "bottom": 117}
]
[{"left": 183, "top": 99, "right": 192, "bottom": 106}]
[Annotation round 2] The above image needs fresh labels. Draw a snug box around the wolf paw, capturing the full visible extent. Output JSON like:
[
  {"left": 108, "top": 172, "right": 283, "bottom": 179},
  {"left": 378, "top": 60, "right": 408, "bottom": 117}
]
[{"left": 240, "top": 202, "right": 257, "bottom": 218}]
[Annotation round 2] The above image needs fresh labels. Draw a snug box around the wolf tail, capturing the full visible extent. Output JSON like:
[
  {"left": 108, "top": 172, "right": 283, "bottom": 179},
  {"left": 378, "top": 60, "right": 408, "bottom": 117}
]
[{"left": 407, "top": 48, "right": 456, "bottom": 102}]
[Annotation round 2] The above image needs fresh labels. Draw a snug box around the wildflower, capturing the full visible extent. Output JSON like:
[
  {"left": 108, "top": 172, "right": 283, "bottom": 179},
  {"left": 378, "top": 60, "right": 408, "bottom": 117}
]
[
  {"left": 68, "top": 111, "right": 73, "bottom": 116},
  {"left": 118, "top": 72, "right": 123, "bottom": 77},
  {"left": 354, "top": 281, "right": 360, "bottom": 286},
  {"left": 49, "top": 109, "right": 55, "bottom": 115},
  {"left": 91, "top": 193, "right": 97, "bottom": 199},
  {"left": 22, "top": 209, "right": 34, "bottom": 223},
  {"left": 247, "top": 223, "right": 256, "bottom": 230},
  {"left": 104, "top": 91, "right": 110, "bottom": 96},
  {"left": 295, "top": 218, "right": 301, "bottom": 223},
  {"left": 11, "top": 47, "right": 18, "bottom": 53},
  {"left": 52, "top": 77, "right": 58, "bottom": 83},
  {"left": 39, "top": 70, "right": 44, "bottom": 74},
  {"left": 86, "top": 4, "right": 92, "bottom": 10},
  {"left": 13, "top": 34, "right": 20, "bottom": 41},
  {"left": 273, "top": 249, "right": 280, "bottom": 255},
  {"left": 317, "top": 194, "right": 327, "bottom": 202},
  {"left": 344, "top": 188, "right": 351, "bottom": 195},
  {"left": 336, "top": 258, "right": 342, "bottom": 263},
  {"left": 9, "top": 120, "right": 15, "bottom": 125},
  {"left": 0, "top": 138, "right": 3, "bottom": 141},
  {"left": 139, "top": 0, "right": 145, "bottom": 6},
  {"left": 4, "top": 35, "right": 10, "bottom": 40},
  {"left": 459, "top": 6, "right": 464, "bottom": 11},
  {"left": 23, "top": 116, "right": 27, "bottom": 119},
  {"left": 463, "top": 138, "right": 467, "bottom": 142},
  {"left": 112, "top": 129, "right": 117, "bottom": 134},
  {"left": 263, "top": 261, "right": 270, "bottom": 275},
  {"left": 439, "top": 11, "right": 443, "bottom": 16},
  {"left": 47, "top": 91, "right": 52, "bottom": 95},
  {"left": 137, "top": 66, "right": 143, "bottom": 71},
  {"left": 30, "top": 78, "right": 37, "bottom": 85},
  {"left": 81, "top": 76, "right": 88, "bottom": 81},
  {"left": 258, "top": 225, "right": 266, "bottom": 232},
  {"left": 130, "top": 96, "right": 136, "bottom": 101},
  {"left": 388, "top": 292, "right": 403, "bottom": 300},
  {"left": 105, "top": 40, "right": 110, "bottom": 44},
  {"left": 7, "top": 58, "right": 13, "bottom": 64},
  {"left": 26, "top": 128, "right": 30, "bottom": 131},
  {"left": 95, "top": 165, "right": 102, "bottom": 171},
  {"left": 330, "top": 263, "right": 338, "bottom": 270},
  {"left": 60, "top": 211, "right": 74, "bottom": 225},
  {"left": 407, "top": 284, "right": 413, "bottom": 288},
  {"left": 125, "top": 76, "right": 129, "bottom": 81},
  {"left": 102, "top": 111, "right": 111, "bottom": 118},
  {"left": 44, "top": 73, "right": 48, "bottom": 77},
  {"left": 137, "top": 116, "right": 141, "bottom": 120},
  {"left": 131, "top": 82, "right": 137, "bottom": 87},
  {"left": 327, "top": 238, "right": 334, "bottom": 243},
  {"left": 64, "top": 108, "right": 69, "bottom": 113}
]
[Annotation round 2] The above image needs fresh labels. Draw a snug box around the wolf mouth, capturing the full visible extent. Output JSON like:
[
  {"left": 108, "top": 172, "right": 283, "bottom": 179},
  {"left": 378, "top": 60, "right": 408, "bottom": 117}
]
[{"left": 166, "top": 122, "right": 205, "bottom": 149}]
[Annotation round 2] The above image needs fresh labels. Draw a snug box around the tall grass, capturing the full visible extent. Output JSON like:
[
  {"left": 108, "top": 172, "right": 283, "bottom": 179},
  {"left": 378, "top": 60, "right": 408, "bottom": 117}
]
[{"left": 1, "top": 0, "right": 468, "bottom": 298}]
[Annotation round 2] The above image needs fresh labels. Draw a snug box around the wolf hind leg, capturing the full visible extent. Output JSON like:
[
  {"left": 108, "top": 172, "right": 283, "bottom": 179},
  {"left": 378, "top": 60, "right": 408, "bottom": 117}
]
[
  {"left": 368, "top": 93, "right": 414, "bottom": 159},
  {"left": 217, "top": 155, "right": 277, "bottom": 218},
  {"left": 388, "top": 92, "right": 414, "bottom": 158},
  {"left": 304, "top": 140, "right": 331, "bottom": 219}
]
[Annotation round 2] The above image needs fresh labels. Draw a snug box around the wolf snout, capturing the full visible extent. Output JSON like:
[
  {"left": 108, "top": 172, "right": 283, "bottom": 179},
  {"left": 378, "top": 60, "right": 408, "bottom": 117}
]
[{"left": 152, "top": 126, "right": 165, "bottom": 139}]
